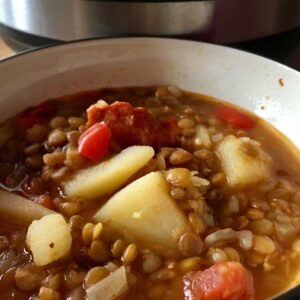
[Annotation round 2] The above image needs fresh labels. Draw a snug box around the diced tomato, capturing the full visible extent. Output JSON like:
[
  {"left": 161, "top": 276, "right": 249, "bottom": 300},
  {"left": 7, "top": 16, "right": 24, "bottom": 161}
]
[
  {"left": 17, "top": 116, "right": 42, "bottom": 129},
  {"left": 183, "top": 262, "right": 255, "bottom": 300},
  {"left": 86, "top": 101, "right": 180, "bottom": 149},
  {"left": 35, "top": 195, "right": 55, "bottom": 210},
  {"left": 78, "top": 122, "right": 111, "bottom": 161},
  {"left": 216, "top": 104, "right": 255, "bottom": 130}
]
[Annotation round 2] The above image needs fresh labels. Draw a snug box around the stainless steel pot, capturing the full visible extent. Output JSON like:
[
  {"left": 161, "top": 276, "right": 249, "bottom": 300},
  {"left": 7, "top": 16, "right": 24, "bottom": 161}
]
[{"left": 0, "top": 0, "right": 300, "bottom": 43}]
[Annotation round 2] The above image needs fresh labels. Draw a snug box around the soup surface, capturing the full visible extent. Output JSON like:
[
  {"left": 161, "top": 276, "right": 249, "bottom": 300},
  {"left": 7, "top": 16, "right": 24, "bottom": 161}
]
[{"left": 0, "top": 86, "right": 299, "bottom": 300}]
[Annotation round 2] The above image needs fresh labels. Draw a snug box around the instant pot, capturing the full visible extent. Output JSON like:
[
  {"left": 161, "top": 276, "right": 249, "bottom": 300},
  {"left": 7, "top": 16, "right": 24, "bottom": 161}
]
[
  {"left": 1, "top": 0, "right": 300, "bottom": 70},
  {"left": 1, "top": 0, "right": 300, "bottom": 45}
]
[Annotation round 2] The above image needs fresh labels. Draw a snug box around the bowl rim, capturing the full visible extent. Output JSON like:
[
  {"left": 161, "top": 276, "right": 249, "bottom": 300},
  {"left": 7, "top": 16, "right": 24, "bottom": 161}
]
[{"left": 1, "top": 36, "right": 299, "bottom": 77}]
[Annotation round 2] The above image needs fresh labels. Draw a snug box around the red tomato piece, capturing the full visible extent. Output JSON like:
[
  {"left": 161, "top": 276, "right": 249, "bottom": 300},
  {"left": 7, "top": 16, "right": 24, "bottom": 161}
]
[
  {"left": 216, "top": 104, "right": 255, "bottom": 130},
  {"left": 78, "top": 122, "right": 111, "bottom": 161},
  {"left": 183, "top": 262, "right": 255, "bottom": 300},
  {"left": 17, "top": 116, "right": 42, "bottom": 129},
  {"left": 35, "top": 195, "right": 55, "bottom": 210},
  {"left": 87, "top": 102, "right": 179, "bottom": 148},
  {"left": 86, "top": 101, "right": 180, "bottom": 149}
]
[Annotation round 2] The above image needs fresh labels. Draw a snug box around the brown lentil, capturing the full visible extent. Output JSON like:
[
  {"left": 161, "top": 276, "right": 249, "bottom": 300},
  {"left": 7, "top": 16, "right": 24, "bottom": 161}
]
[
  {"left": 178, "top": 118, "right": 195, "bottom": 130},
  {"left": 15, "top": 265, "right": 45, "bottom": 291},
  {"left": 170, "top": 187, "right": 186, "bottom": 200},
  {"left": 178, "top": 232, "right": 204, "bottom": 257},
  {"left": 210, "top": 172, "right": 224, "bottom": 185},
  {"left": 247, "top": 208, "right": 265, "bottom": 220},
  {"left": 83, "top": 267, "right": 109, "bottom": 289},
  {"left": 50, "top": 166, "right": 69, "bottom": 181},
  {"left": 207, "top": 248, "right": 229, "bottom": 264},
  {"left": 253, "top": 235, "right": 276, "bottom": 255},
  {"left": 43, "top": 274, "right": 62, "bottom": 291},
  {"left": 66, "top": 287, "right": 85, "bottom": 300},
  {"left": 39, "top": 287, "right": 61, "bottom": 300},
  {"left": 223, "top": 247, "right": 241, "bottom": 262},
  {"left": 151, "top": 268, "right": 176, "bottom": 281},
  {"left": 88, "top": 240, "right": 111, "bottom": 263},
  {"left": 122, "top": 244, "right": 138, "bottom": 265},
  {"left": 169, "top": 148, "right": 193, "bottom": 165},
  {"left": 166, "top": 168, "right": 191, "bottom": 188},
  {"left": 155, "top": 86, "right": 168, "bottom": 98},
  {"left": 26, "top": 124, "right": 48, "bottom": 143},
  {"left": 41, "top": 166, "right": 54, "bottom": 181},
  {"left": 179, "top": 257, "right": 204, "bottom": 273},
  {"left": 58, "top": 202, "right": 82, "bottom": 217},
  {"left": 68, "top": 117, "right": 85, "bottom": 129},
  {"left": 25, "top": 154, "right": 44, "bottom": 169},
  {"left": 50, "top": 116, "right": 68, "bottom": 129},
  {"left": 24, "top": 143, "right": 41, "bottom": 155},
  {"left": 189, "top": 198, "right": 204, "bottom": 215},
  {"left": 82, "top": 223, "right": 94, "bottom": 245},
  {"left": 141, "top": 251, "right": 162, "bottom": 273},
  {"left": 111, "top": 239, "right": 126, "bottom": 259},
  {"left": 250, "top": 219, "right": 274, "bottom": 235},
  {"left": 43, "top": 152, "right": 66, "bottom": 167},
  {"left": 188, "top": 212, "right": 205, "bottom": 234},
  {"left": 47, "top": 129, "right": 67, "bottom": 147},
  {"left": 64, "top": 147, "right": 86, "bottom": 170},
  {"left": 165, "top": 259, "right": 177, "bottom": 270},
  {"left": 67, "top": 131, "right": 81, "bottom": 146},
  {"left": 182, "top": 128, "right": 196, "bottom": 138},
  {"left": 293, "top": 192, "right": 300, "bottom": 204},
  {"left": 63, "top": 270, "right": 85, "bottom": 291},
  {"left": 193, "top": 149, "right": 212, "bottom": 160},
  {"left": 156, "top": 153, "right": 166, "bottom": 170},
  {"left": 292, "top": 238, "right": 300, "bottom": 254}
]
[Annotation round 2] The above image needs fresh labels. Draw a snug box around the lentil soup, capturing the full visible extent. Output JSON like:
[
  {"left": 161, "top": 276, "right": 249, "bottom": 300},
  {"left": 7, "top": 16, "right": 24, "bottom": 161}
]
[{"left": 0, "top": 86, "right": 299, "bottom": 300}]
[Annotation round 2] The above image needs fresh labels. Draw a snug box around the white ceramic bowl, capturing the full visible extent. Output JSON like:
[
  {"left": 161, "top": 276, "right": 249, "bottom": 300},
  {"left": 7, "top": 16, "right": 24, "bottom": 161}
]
[
  {"left": 1, "top": 38, "right": 300, "bottom": 150},
  {"left": 0, "top": 37, "right": 300, "bottom": 296}
]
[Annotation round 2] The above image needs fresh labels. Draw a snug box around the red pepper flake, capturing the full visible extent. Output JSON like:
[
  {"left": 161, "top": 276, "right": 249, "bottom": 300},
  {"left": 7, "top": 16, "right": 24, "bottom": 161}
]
[{"left": 216, "top": 104, "right": 255, "bottom": 130}]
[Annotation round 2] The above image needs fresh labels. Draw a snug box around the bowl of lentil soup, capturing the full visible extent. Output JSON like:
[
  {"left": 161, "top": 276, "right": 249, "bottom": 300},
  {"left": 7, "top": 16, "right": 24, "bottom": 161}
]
[{"left": 0, "top": 38, "right": 299, "bottom": 300}]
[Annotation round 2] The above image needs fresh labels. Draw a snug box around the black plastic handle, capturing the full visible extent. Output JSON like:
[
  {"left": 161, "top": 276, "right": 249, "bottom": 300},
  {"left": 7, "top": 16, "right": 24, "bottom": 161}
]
[{"left": 272, "top": 285, "right": 300, "bottom": 300}]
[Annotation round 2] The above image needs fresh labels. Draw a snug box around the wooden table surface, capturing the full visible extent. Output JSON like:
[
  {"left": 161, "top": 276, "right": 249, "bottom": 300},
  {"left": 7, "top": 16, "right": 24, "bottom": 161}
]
[{"left": 0, "top": 37, "right": 15, "bottom": 59}]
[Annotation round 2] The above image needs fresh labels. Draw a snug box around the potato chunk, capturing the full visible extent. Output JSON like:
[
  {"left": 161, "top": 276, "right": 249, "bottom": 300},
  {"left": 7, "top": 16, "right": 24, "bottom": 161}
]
[
  {"left": 216, "top": 135, "right": 271, "bottom": 187},
  {"left": 26, "top": 214, "right": 72, "bottom": 266},
  {"left": 94, "top": 172, "right": 191, "bottom": 254},
  {"left": 86, "top": 266, "right": 128, "bottom": 300},
  {"left": 63, "top": 145, "right": 155, "bottom": 200},
  {"left": 0, "top": 189, "right": 54, "bottom": 226}
]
